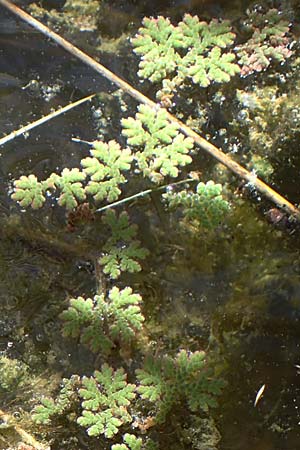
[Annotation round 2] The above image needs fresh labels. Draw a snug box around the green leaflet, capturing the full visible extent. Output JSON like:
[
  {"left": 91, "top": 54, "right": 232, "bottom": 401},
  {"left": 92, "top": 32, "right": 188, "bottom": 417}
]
[
  {"left": 11, "top": 175, "right": 48, "bottom": 209},
  {"left": 132, "top": 16, "right": 183, "bottom": 82},
  {"left": 49, "top": 168, "right": 86, "bottom": 210},
  {"left": 99, "top": 209, "right": 149, "bottom": 279},
  {"left": 32, "top": 376, "right": 80, "bottom": 425},
  {"left": 11, "top": 140, "right": 133, "bottom": 210},
  {"left": 81, "top": 140, "right": 133, "bottom": 202},
  {"left": 136, "top": 350, "right": 225, "bottom": 423},
  {"left": 164, "top": 180, "right": 230, "bottom": 230},
  {"left": 111, "top": 434, "right": 143, "bottom": 450},
  {"left": 60, "top": 286, "right": 144, "bottom": 354},
  {"left": 122, "top": 104, "right": 193, "bottom": 183},
  {"left": 131, "top": 14, "right": 240, "bottom": 88},
  {"left": 77, "top": 364, "right": 136, "bottom": 438}
]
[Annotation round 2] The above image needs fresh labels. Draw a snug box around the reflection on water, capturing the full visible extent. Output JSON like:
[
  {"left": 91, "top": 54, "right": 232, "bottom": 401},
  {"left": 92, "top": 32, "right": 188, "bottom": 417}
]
[{"left": 0, "top": 1, "right": 300, "bottom": 449}]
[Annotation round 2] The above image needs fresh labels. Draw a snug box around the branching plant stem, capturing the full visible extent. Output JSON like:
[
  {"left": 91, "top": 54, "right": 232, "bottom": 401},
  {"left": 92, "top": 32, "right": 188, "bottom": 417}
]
[{"left": 1, "top": 0, "right": 299, "bottom": 219}]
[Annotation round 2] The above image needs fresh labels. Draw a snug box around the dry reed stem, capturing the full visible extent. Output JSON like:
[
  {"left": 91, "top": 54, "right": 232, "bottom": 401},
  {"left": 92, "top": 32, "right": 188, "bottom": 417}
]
[{"left": 0, "top": 94, "right": 95, "bottom": 147}]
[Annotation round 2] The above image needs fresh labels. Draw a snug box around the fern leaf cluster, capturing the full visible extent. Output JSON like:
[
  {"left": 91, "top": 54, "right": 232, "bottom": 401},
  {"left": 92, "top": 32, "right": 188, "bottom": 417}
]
[
  {"left": 136, "top": 350, "right": 225, "bottom": 423},
  {"left": 49, "top": 168, "right": 86, "bottom": 210},
  {"left": 81, "top": 140, "right": 133, "bottom": 202},
  {"left": 12, "top": 140, "right": 132, "bottom": 210},
  {"left": 132, "top": 14, "right": 240, "bottom": 89},
  {"left": 236, "top": 8, "right": 293, "bottom": 76},
  {"left": 11, "top": 174, "right": 48, "bottom": 209},
  {"left": 12, "top": 107, "right": 196, "bottom": 209},
  {"left": 77, "top": 364, "right": 136, "bottom": 438},
  {"left": 111, "top": 434, "right": 143, "bottom": 450},
  {"left": 32, "top": 375, "right": 80, "bottom": 424},
  {"left": 60, "top": 286, "right": 144, "bottom": 354},
  {"left": 99, "top": 209, "right": 149, "bottom": 279},
  {"left": 122, "top": 104, "right": 194, "bottom": 183},
  {"left": 164, "top": 180, "right": 230, "bottom": 229}
]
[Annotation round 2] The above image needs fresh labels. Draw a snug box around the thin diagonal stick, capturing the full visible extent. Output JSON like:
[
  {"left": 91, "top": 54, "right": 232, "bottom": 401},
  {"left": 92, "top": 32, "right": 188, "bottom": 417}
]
[
  {"left": 0, "top": 93, "right": 95, "bottom": 147},
  {"left": 95, "top": 178, "right": 197, "bottom": 213},
  {"left": 1, "top": 0, "right": 299, "bottom": 220}
]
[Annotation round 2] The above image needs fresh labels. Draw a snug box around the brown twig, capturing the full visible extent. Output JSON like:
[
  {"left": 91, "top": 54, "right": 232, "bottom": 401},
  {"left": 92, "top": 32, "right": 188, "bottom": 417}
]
[
  {"left": 0, "top": 0, "right": 299, "bottom": 220},
  {"left": 0, "top": 93, "right": 95, "bottom": 147}
]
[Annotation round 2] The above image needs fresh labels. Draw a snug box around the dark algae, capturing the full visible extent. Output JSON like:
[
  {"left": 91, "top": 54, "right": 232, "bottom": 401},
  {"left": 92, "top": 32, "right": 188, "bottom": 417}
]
[{"left": 1, "top": 1, "right": 300, "bottom": 449}]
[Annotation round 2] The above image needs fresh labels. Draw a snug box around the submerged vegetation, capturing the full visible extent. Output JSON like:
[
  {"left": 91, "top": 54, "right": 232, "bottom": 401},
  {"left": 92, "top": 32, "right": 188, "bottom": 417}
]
[{"left": 1, "top": 0, "right": 300, "bottom": 449}]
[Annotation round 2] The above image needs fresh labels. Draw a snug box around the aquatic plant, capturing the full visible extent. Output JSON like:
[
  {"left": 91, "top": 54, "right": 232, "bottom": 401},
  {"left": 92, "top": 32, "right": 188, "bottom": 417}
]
[
  {"left": 11, "top": 174, "right": 49, "bottom": 210},
  {"left": 12, "top": 106, "right": 196, "bottom": 208},
  {"left": 136, "top": 350, "right": 225, "bottom": 423},
  {"left": 32, "top": 375, "right": 80, "bottom": 424},
  {"left": 99, "top": 209, "right": 149, "bottom": 279},
  {"left": 236, "top": 8, "right": 293, "bottom": 76},
  {"left": 77, "top": 364, "right": 136, "bottom": 438},
  {"left": 164, "top": 180, "right": 230, "bottom": 230},
  {"left": 0, "top": 356, "right": 30, "bottom": 392},
  {"left": 122, "top": 104, "right": 194, "bottom": 183},
  {"left": 81, "top": 140, "right": 133, "bottom": 203},
  {"left": 131, "top": 15, "right": 240, "bottom": 91},
  {"left": 111, "top": 434, "right": 143, "bottom": 450},
  {"left": 60, "top": 286, "right": 144, "bottom": 354},
  {"left": 12, "top": 139, "right": 133, "bottom": 210}
]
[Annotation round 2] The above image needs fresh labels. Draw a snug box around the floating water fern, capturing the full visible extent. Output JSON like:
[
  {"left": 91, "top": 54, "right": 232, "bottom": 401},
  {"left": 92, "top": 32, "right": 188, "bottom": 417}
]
[
  {"left": 99, "top": 209, "right": 149, "bottom": 279},
  {"left": 236, "top": 8, "right": 293, "bottom": 76},
  {"left": 11, "top": 174, "right": 48, "bottom": 209},
  {"left": 81, "top": 140, "right": 133, "bottom": 203},
  {"left": 111, "top": 435, "right": 158, "bottom": 450},
  {"left": 132, "top": 14, "right": 240, "bottom": 91},
  {"left": 111, "top": 434, "right": 143, "bottom": 450},
  {"left": 136, "top": 350, "right": 225, "bottom": 424},
  {"left": 164, "top": 180, "right": 230, "bottom": 229},
  {"left": 77, "top": 364, "right": 136, "bottom": 438},
  {"left": 48, "top": 168, "right": 86, "bottom": 210},
  {"left": 32, "top": 375, "right": 80, "bottom": 424},
  {"left": 12, "top": 106, "right": 195, "bottom": 208},
  {"left": 60, "top": 286, "right": 144, "bottom": 354},
  {"left": 122, "top": 104, "right": 194, "bottom": 183}
]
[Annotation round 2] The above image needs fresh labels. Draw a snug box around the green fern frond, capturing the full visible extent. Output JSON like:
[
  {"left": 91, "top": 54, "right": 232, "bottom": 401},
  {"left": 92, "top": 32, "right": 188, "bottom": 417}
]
[
  {"left": 108, "top": 286, "right": 144, "bottom": 342},
  {"left": 131, "top": 16, "right": 183, "bottom": 82},
  {"left": 122, "top": 105, "right": 193, "bottom": 183},
  {"left": 164, "top": 180, "right": 230, "bottom": 229},
  {"left": 82, "top": 140, "right": 133, "bottom": 202},
  {"left": 131, "top": 14, "right": 239, "bottom": 90},
  {"left": 60, "top": 286, "right": 144, "bottom": 353},
  {"left": 99, "top": 210, "right": 149, "bottom": 279},
  {"left": 32, "top": 376, "right": 80, "bottom": 424},
  {"left": 60, "top": 294, "right": 113, "bottom": 353},
  {"left": 49, "top": 168, "right": 86, "bottom": 210},
  {"left": 111, "top": 434, "right": 143, "bottom": 450},
  {"left": 78, "top": 364, "right": 136, "bottom": 438},
  {"left": 136, "top": 350, "right": 225, "bottom": 423},
  {"left": 11, "top": 175, "right": 48, "bottom": 209}
]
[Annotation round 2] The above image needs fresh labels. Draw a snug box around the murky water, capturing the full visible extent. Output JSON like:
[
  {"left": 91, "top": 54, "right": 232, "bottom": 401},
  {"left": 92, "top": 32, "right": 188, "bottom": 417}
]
[{"left": 1, "top": 1, "right": 300, "bottom": 449}]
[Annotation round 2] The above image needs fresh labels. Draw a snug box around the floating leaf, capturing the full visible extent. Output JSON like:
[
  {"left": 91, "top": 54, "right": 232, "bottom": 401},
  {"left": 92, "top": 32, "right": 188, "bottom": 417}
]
[
  {"left": 12, "top": 174, "right": 47, "bottom": 209},
  {"left": 78, "top": 364, "right": 136, "bottom": 438},
  {"left": 122, "top": 105, "right": 193, "bottom": 182},
  {"left": 49, "top": 168, "right": 86, "bottom": 210},
  {"left": 82, "top": 140, "right": 133, "bottom": 203},
  {"left": 164, "top": 180, "right": 230, "bottom": 229},
  {"left": 60, "top": 286, "right": 144, "bottom": 353},
  {"left": 99, "top": 210, "right": 149, "bottom": 279}
]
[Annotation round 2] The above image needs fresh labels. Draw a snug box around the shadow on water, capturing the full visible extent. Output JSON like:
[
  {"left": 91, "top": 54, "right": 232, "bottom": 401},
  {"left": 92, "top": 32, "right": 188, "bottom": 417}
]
[{"left": 1, "top": 0, "right": 300, "bottom": 449}]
